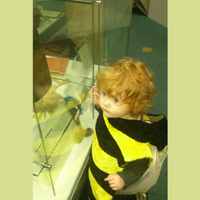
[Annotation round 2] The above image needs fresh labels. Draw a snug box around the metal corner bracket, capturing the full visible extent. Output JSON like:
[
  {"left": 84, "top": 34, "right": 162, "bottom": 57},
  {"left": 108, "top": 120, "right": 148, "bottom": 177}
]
[
  {"left": 93, "top": 0, "right": 102, "bottom": 4},
  {"left": 33, "top": 160, "right": 52, "bottom": 170}
]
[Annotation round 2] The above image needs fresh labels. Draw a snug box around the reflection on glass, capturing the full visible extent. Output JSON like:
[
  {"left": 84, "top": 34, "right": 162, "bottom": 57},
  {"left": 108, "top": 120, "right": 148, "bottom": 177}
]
[{"left": 33, "top": 80, "right": 92, "bottom": 183}]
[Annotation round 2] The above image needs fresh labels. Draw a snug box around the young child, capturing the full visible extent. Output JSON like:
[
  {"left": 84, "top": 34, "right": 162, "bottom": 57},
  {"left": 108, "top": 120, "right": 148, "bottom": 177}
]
[{"left": 88, "top": 57, "right": 167, "bottom": 200}]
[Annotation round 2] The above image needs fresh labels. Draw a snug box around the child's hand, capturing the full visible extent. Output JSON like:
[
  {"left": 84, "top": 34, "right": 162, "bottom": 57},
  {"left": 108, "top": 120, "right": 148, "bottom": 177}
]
[
  {"left": 104, "top": 174, "right": 125, "bottom": 191},
  {"left": 92, "top": 86, "right": 100, "bottom": 106}
]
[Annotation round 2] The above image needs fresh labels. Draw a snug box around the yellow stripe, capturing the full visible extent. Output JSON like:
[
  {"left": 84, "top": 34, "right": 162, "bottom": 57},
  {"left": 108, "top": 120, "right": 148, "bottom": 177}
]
[
  {"left": 88, "top": 168, "right": 113, "bottom": 200},
  {"left": 92, "top": 131, "right": 123, "bottom": 174},
  {"left": 103, "top": 115, "right": 153, "bottom": 162}
]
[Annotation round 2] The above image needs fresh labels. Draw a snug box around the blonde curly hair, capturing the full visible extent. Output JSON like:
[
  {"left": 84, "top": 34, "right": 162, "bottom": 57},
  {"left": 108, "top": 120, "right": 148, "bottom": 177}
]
[{"left": 96, "top": 57, "right": 156, "bottom": 118}]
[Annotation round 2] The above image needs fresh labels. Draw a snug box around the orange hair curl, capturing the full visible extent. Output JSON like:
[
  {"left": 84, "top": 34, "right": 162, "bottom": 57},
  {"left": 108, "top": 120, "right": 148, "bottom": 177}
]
[{"left": 96, "top": 57, "right": 156, "bottom": 118}]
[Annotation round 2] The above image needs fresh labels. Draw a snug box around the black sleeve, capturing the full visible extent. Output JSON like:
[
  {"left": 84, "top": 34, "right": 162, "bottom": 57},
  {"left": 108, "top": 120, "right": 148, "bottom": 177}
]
[{"left": 117, "top": 158, "right": 149, "bottom": 189}]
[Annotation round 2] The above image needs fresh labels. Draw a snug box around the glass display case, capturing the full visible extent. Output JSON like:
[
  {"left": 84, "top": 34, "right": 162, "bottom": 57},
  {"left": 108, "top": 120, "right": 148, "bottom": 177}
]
[{"left": 33, "top": 0, "right": 134, "bottom": 199}]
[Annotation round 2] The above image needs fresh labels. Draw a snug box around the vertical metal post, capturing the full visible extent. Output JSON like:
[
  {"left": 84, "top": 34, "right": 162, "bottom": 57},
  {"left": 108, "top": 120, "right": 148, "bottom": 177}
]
[
  {"left": 92, "top": 0, "right": 102, "bottom": 119},
  {"left": 98, "top": 3, "right": 100, "bottom": 73},
  {"left": 92, "top": 0, "right": 95, "bottom": 119},
  {"left": 113, "top": 0, "right": 117, "bottom": 62},
  {"left": 126, "top": 0, "right": 134, "bottom": 56}
]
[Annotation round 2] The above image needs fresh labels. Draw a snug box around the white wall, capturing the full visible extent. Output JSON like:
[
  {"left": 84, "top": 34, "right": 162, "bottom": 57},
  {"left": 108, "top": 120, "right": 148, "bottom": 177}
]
[{"left": 148, "top": 0, "right": 167, "bottom": 27}]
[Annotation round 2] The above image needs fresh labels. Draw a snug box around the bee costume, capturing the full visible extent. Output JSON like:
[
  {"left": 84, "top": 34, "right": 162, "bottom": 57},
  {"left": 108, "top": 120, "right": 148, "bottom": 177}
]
[{"left": 88, "top": 109, "right": 167, "bottom": 200}]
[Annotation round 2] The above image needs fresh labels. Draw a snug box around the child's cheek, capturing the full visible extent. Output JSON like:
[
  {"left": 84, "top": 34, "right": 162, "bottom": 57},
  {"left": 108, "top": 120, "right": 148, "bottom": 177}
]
[{"left": 111, "top": 109, "right": 121, "bottom": 116}]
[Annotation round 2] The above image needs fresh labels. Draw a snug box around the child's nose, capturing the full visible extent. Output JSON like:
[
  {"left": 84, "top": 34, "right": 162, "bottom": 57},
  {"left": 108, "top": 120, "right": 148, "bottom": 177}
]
[{"left": 104, "top": 97, "right": 110, "bottom": 107}]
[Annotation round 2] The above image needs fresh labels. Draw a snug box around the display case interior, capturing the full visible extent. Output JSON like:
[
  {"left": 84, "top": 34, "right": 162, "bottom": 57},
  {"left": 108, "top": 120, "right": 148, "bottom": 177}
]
[
  {"left": 34, "top": 0, "right": 133, "bottom": 65},
  {"left": 33, "top": 77, "right": 94, "bottom": 185},
  {"left": 33, "top": 0, "right": 96, "bottom": 189}
]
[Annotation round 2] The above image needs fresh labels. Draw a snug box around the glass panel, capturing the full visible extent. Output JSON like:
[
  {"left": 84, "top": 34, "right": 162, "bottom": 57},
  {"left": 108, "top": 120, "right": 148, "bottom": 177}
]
[
  {"left": 33, "top": 0, "right": 95, "bottom": 190},
  {"left": 101, "top": 0, "right": 133, "bottom": 63},
  {"left": 33, "top": 0, "right": 133, "bottom": 198}
]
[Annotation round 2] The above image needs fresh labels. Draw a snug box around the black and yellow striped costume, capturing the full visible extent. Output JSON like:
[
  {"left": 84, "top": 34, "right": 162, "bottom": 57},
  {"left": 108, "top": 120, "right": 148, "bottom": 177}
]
[{"left": 88, "top": 110, "right": 167, "bottom": 200}]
